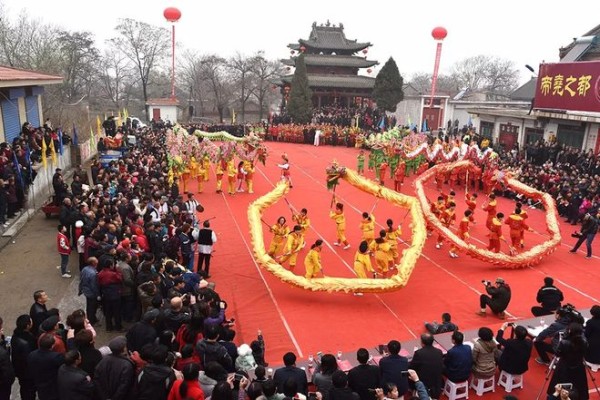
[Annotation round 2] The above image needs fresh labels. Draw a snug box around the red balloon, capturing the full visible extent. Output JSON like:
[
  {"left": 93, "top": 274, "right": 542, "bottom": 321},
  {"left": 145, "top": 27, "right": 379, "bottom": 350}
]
[
  {"left": 300, "top": 46, "right": 306, "bottom": 52},
  {"left": 164, "top": 7, "right": 182, "bottom": 22},
  {"left": 432, "top": 26, "right": 447, "bottom": 40}
]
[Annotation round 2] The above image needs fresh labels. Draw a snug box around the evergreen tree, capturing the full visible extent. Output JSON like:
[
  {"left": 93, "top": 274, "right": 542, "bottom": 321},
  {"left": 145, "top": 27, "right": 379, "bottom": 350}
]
[
  {"left": 372, "top": 57, "right": 404, "bottom": 112},
  {"left": 287, "top": 54, "right": 313, "bottom": 123}
]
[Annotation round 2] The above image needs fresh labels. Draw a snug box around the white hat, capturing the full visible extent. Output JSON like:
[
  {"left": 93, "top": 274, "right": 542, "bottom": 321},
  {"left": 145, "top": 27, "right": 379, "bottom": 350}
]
[{"left": 75, "top": 220, "right": 84, "bottom": 228}]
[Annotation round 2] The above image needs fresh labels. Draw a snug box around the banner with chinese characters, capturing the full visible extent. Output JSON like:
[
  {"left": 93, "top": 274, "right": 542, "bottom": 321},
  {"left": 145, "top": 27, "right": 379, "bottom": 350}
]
[{"left": 534, "top": 61, "right": 600, "bottom": 113}]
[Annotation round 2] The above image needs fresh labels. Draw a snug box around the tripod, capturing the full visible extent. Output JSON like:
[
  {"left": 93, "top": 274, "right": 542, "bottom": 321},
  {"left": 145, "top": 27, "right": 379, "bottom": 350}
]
[{"left": 536, "top": 355, "right": 559, "bottom": 400}]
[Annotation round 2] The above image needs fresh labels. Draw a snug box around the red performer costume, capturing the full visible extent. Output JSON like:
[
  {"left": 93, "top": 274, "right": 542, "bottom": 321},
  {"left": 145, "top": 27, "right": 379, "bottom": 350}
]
[
  {"left": 437, "top": 202, "right": 456, "bottom": 250},
  {"left": 379, "top": 161, "right": 388, "bottom": 186},
  {"left": 450, "top": 209, "right": 472, "bottom": 258},
  {"left": 482, "top": 193, "right": 497, "bottom": 230},
  {"left": 506, "top": 209, "right": 529, "bottom": 250},
  {"left": 393, "top": 161, "right": 405, "bottom": 192},
  {"left": 465, "top": 193, "right": 478, "bottom": 223},
  {"left": 516, "top": 202, "right": 529, "bottom": 248},
  {"left": 429, "top": 196, "right": 446, "bottom": 240},
  {"left": 487, "top": 212, "right": 505, "bottom": 253}
]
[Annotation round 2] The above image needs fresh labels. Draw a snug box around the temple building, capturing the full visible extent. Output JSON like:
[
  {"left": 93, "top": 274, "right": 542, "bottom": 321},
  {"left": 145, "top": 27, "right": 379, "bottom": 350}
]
[{"left": 279, "top": 21, "right": 378, "bottom": 109}]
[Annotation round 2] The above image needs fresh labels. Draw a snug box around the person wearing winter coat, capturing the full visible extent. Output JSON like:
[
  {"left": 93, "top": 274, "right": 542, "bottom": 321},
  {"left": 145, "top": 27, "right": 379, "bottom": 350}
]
[
  {"left": 236, "top": 343, "right": 258, "bottom": 372},
  {"left": 10, "top": 315, "right": 37, "bottom": 400},
  {"left": 196, "top": 324, "right": 233, "bottom": 372},
  {"left": 199, "top": 362, "right": 228, "bottom": 398},
  {"left": 136, "top": 345, "right": 177, "bottom": 400},
  {"left": 0, "top": 317, "right": 15, "bottom": 400},
  {"left": 93, "top": 336, "right": 135, "bottom": 400},
  {"left": 471, "top": 327, "right": 499, "bottom": 378},
  {"left": 168, "top": 363, "right": 205, "bottom": 400},
  {"left": 57, "top": 350, "right": 94, "bottom": 400}
]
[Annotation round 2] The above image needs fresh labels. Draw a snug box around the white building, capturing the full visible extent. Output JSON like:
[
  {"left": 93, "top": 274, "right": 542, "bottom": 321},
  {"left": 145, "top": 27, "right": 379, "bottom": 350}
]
[{"left": 146, "top": 98, "right": 179, "bottom": 124}]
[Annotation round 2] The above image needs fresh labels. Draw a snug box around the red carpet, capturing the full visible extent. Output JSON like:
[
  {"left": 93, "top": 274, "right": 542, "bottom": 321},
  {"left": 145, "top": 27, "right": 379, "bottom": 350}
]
[{"left": 188, "top": 142, "right": 600, "bottom": 399}]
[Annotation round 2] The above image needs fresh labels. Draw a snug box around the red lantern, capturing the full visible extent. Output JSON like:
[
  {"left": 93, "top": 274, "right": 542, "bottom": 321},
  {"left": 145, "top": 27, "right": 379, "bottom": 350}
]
[
  {"left": 431, "top": 26, "right": 447, "bottom": 40},
  {"left": 163, "top": 7, "right": 181, "bottom": 22},
  {"left": 362, "top": 49, "right": 368, "bottom": 55},
  {"left": 290, "top": 50, "right": 295, "bottom": 55},
  {"left": 367, "top": 68, "right": 372, "bottom": 74},
  {"left": 286, "top": 66, "right": 291, "bottom": 71},
  {"left": 300, "top": 45, "right": 306, "bottom": 52}
]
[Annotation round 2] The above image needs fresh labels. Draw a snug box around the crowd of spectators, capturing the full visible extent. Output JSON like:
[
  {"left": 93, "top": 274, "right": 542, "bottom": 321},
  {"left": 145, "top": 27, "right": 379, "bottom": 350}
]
[{"left": 271, "top": 106, "right": 396, "bottom": 131}]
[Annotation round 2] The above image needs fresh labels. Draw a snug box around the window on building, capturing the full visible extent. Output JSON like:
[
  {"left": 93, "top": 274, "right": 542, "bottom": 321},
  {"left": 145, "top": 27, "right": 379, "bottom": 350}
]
[
  {"left": 480, "top": 121, "right": 494, "bottom": 138},
  {"left": 557, "top": 124, "right": 585, "bottom": 149}
]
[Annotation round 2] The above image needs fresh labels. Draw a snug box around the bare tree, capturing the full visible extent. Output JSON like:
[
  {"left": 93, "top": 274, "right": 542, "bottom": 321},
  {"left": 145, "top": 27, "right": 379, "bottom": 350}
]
[
  {"left": 199, "top": 55, "right": 233, "bottom": 123},
  {"left": 96, "top": 49, "right": 136, "bottom": 110},
  {"left": 228, "top": 52, "right": 254, "bottom": 123},
  {"left": 249, "top": 51, "right": 282, "bottom": 121},
  {"left": 110, "top": 18, "right": 170, "bottom": 121},
  {"left": 57, "top": 31, "right": 100, "bottom": 103},
  {"left": 451, "top": 55, "right": 519, "bottom": 96}
]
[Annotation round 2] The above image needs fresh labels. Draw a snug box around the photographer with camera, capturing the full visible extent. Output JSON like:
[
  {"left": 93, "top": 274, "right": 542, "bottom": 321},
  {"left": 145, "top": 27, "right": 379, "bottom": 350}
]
[
  {"left": 534, "top": 307, "right": 573, "bottom": 365},
  {"left": 547, "top": 323, "right": 589, "bottom": 400},
  {"left": 476, "top": 277, "right": 511, "bottom": 319},
  {"left": 569, "top": 212, "right": 598, "bottom": 259},
  {"left": 496, "top": 323, "right": 532, "bottom": 375}
]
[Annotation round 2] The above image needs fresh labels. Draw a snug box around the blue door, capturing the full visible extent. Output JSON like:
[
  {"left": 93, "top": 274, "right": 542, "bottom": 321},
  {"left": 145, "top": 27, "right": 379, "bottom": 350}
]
[
  {"left": 25, "top": 96, "right": 40, "bottom": 128},
  {"left": 1, "top": 99, "right": 20, "bottom": 144}
]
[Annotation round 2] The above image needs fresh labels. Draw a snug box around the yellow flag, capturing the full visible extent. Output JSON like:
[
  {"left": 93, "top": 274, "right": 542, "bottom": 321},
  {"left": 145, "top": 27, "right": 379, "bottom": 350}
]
[
  {"left": 41, "top": 138, "right": 47, "bottom": 168},
  {"left": 90, "top": 127, "right": 96, "bottom": 149},
  {"left": 232, "top": 109, "right": 236, "bottom": 124},
  {"left": 49, "top": 138, "right": 57, "bottom": 165},
  {"left": 123, "top": 108, "right": 129, "bottom": 120},
  {"left": 96, "top": 116, "right": 102, "bottom": 136}
]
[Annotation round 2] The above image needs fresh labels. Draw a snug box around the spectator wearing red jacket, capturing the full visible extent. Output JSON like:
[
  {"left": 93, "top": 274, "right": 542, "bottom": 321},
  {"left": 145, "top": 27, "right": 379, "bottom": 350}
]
[
  {"left": 57, "top": 224, "right": 71, "bottom": 278},
  {"left": 97, "top": 257, "right": 123, "bottom": 332}
]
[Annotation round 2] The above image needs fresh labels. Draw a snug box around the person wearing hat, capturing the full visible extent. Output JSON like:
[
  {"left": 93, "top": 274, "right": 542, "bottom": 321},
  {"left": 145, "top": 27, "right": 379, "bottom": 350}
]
[
  {"left": 477, "top": 278, "right": 511, "bottom": 319},
  {"left": 278, "top": 225, "right": 305, "bottom": 271},
  {"left": 39, "top": 316, "right": 66, "bottom": 354},
  {"left": 126, "top": 310, "right": 159, "bottom": 353},
  {"left": 93, "top": 336, "right": 136, "bottom": 400}
]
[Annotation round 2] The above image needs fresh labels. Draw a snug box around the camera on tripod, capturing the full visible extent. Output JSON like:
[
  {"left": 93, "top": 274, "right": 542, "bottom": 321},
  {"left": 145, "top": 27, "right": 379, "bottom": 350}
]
[{"left": 558, "top": 303, "right": 585, "bottom": 325}]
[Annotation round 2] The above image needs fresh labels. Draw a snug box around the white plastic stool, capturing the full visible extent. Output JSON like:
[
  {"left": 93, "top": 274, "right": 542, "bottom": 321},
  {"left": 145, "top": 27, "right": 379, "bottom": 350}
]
[
  {"left": 442, "top": 379, "right": 469, "bottom": 399},
  {"left": 497, "top": 371, "right": 523, "bottom": 392},
  {"left": 586, "top": 361, "right": 600, "bottom": 372},
  {"left": 470, "top": 375, "right": 495, "bottom": 396}
]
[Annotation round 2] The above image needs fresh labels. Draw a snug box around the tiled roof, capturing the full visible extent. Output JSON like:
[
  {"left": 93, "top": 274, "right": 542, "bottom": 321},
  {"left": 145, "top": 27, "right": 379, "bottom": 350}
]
[
  {"left": 281, "top": 74, "right": 376, "bottom": 89},
  {"left": 291, "top": 22, "right": 370, "bottom": 52},
  {"left": 281, "top": 54, "right": 377, "bottom": 68},
  {"left": 510, "top": 78, "right": 536, "bottom": 101},
  {"left": 559, "top": 24, "right": 600, "bottom": 60},
  {"left": 0, "top": 65, "right": 62, "bottom": 82},
  {"left": 146, "top": 98, "right": 179, "bottom": 106}
]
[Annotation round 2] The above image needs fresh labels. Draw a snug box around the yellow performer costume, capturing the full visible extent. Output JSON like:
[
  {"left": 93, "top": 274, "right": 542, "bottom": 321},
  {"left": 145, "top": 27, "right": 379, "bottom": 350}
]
[
  {"left": 202, "top": 155, "right": 210, "bottom": 182},
  {"left": 279, "top": 228, "right": 305, "bottom": 270},
  {"left": 359, "top": 213, "right": 376, "bottom": 243},
  {"left": 268, "top": 220, "right": 290, "bottom": 257},
  {"left": 385, "top": 223, "right": 402, "bottom": 262},
  {"left": 292, "top": 209, "right": 310, "bottom": 243},
  {"left": 216, "top": 159, "right": 226, "bottom": 193},
  {"left": 227, "top": 159, "right": 237, "bottom": 195},
  {"left": 329, "top": 203, "right": 349, "bottom": 249},
  {"left": 353, "top": 243, "right": 374, "bottom": 278},
  {"left": 304, "top": 240, "right": 323, "bottom": 279},
  {"left": 370, "top": 235, "right": 392, "bottom": 276},
  {"left": 243, "top": 160, "right": 255, "bottom": 194},
  {"left": 195, "top": 158, "right": 205, "bottom": 193}
]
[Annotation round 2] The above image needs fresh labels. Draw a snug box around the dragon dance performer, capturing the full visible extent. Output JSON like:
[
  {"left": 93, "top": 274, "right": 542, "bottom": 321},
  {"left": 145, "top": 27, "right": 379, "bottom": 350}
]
[
  {"left": 428, "top": 196, "right": 446, "bottom": 237},
  {"left": 330, "top": 202, "right": 350, "bottom": 249},
  {"left": 243, "top": 160, "right": 255, "bottom": 194},
  {"left": 488, "top": 212, "right": 505, "bottom": 253},
  {"left": 378, "top": 160, "right": 389, "bottom": 186},
  {"left": 482, "top": 193, "right": 498, "bottom": 230},
  {"left": 450, "top": 210, "right": 472, "bottom": 258},
  {"left": 304, "top": 239, "right": 324, "bottom": 279},
  {"left": 359, "top": 212, "right": 376, "bottom": 244},
  {"left": 292, "top": 208, "right": 311, "bottom": 246},
  {"left": 192, "top": 157, "right": 205, "bottom": 193},
  {"left": 385, "top": 218, "right": 402, "bottom": 265},
  {"left": 370, "top": 230, "right": 392, "bottom": 278},
  {"left": 353, "top": 240, "right": 374, "bottom": 278},
  {"left": 393, "top": 160, "right": 406, "bottom": 192},
  {"left": 226, "top": 158, "right": 237, "bottom": 195},
  {"left": 215, "top": 158, "right": 227, "bottom": 194},
  {"left": 202, "top": 154, "right": 210, "bottom": 182},
  {"left": 436, "top": 202, "right": 456, "bottom": 250},
  {"left": 465, "top": 193, "right": 478, "bottom": 223},
  {"left": 506, "top": 208, "right": 531, "bottom": 251},
  {"left": 277, "top": 154, "right": 293, "bottom": 188},
  {"left": 356, "top": 150, "right": 365, "bottom": 175},
  {"left": 267, "top": 216, "right": 290, "bottom": 258},
  {"left": 515, "top": 202, "right": 528, "bottom": 248},
  {"left": 278, "top": 225, "right": 305, "bottom": 271}
]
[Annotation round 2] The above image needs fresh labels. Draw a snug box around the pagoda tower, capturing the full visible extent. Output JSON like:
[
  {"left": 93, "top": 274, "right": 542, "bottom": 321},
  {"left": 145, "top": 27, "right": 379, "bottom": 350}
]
[{"left": 280, "top": 21, "right": 378, "bottom": 109}]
